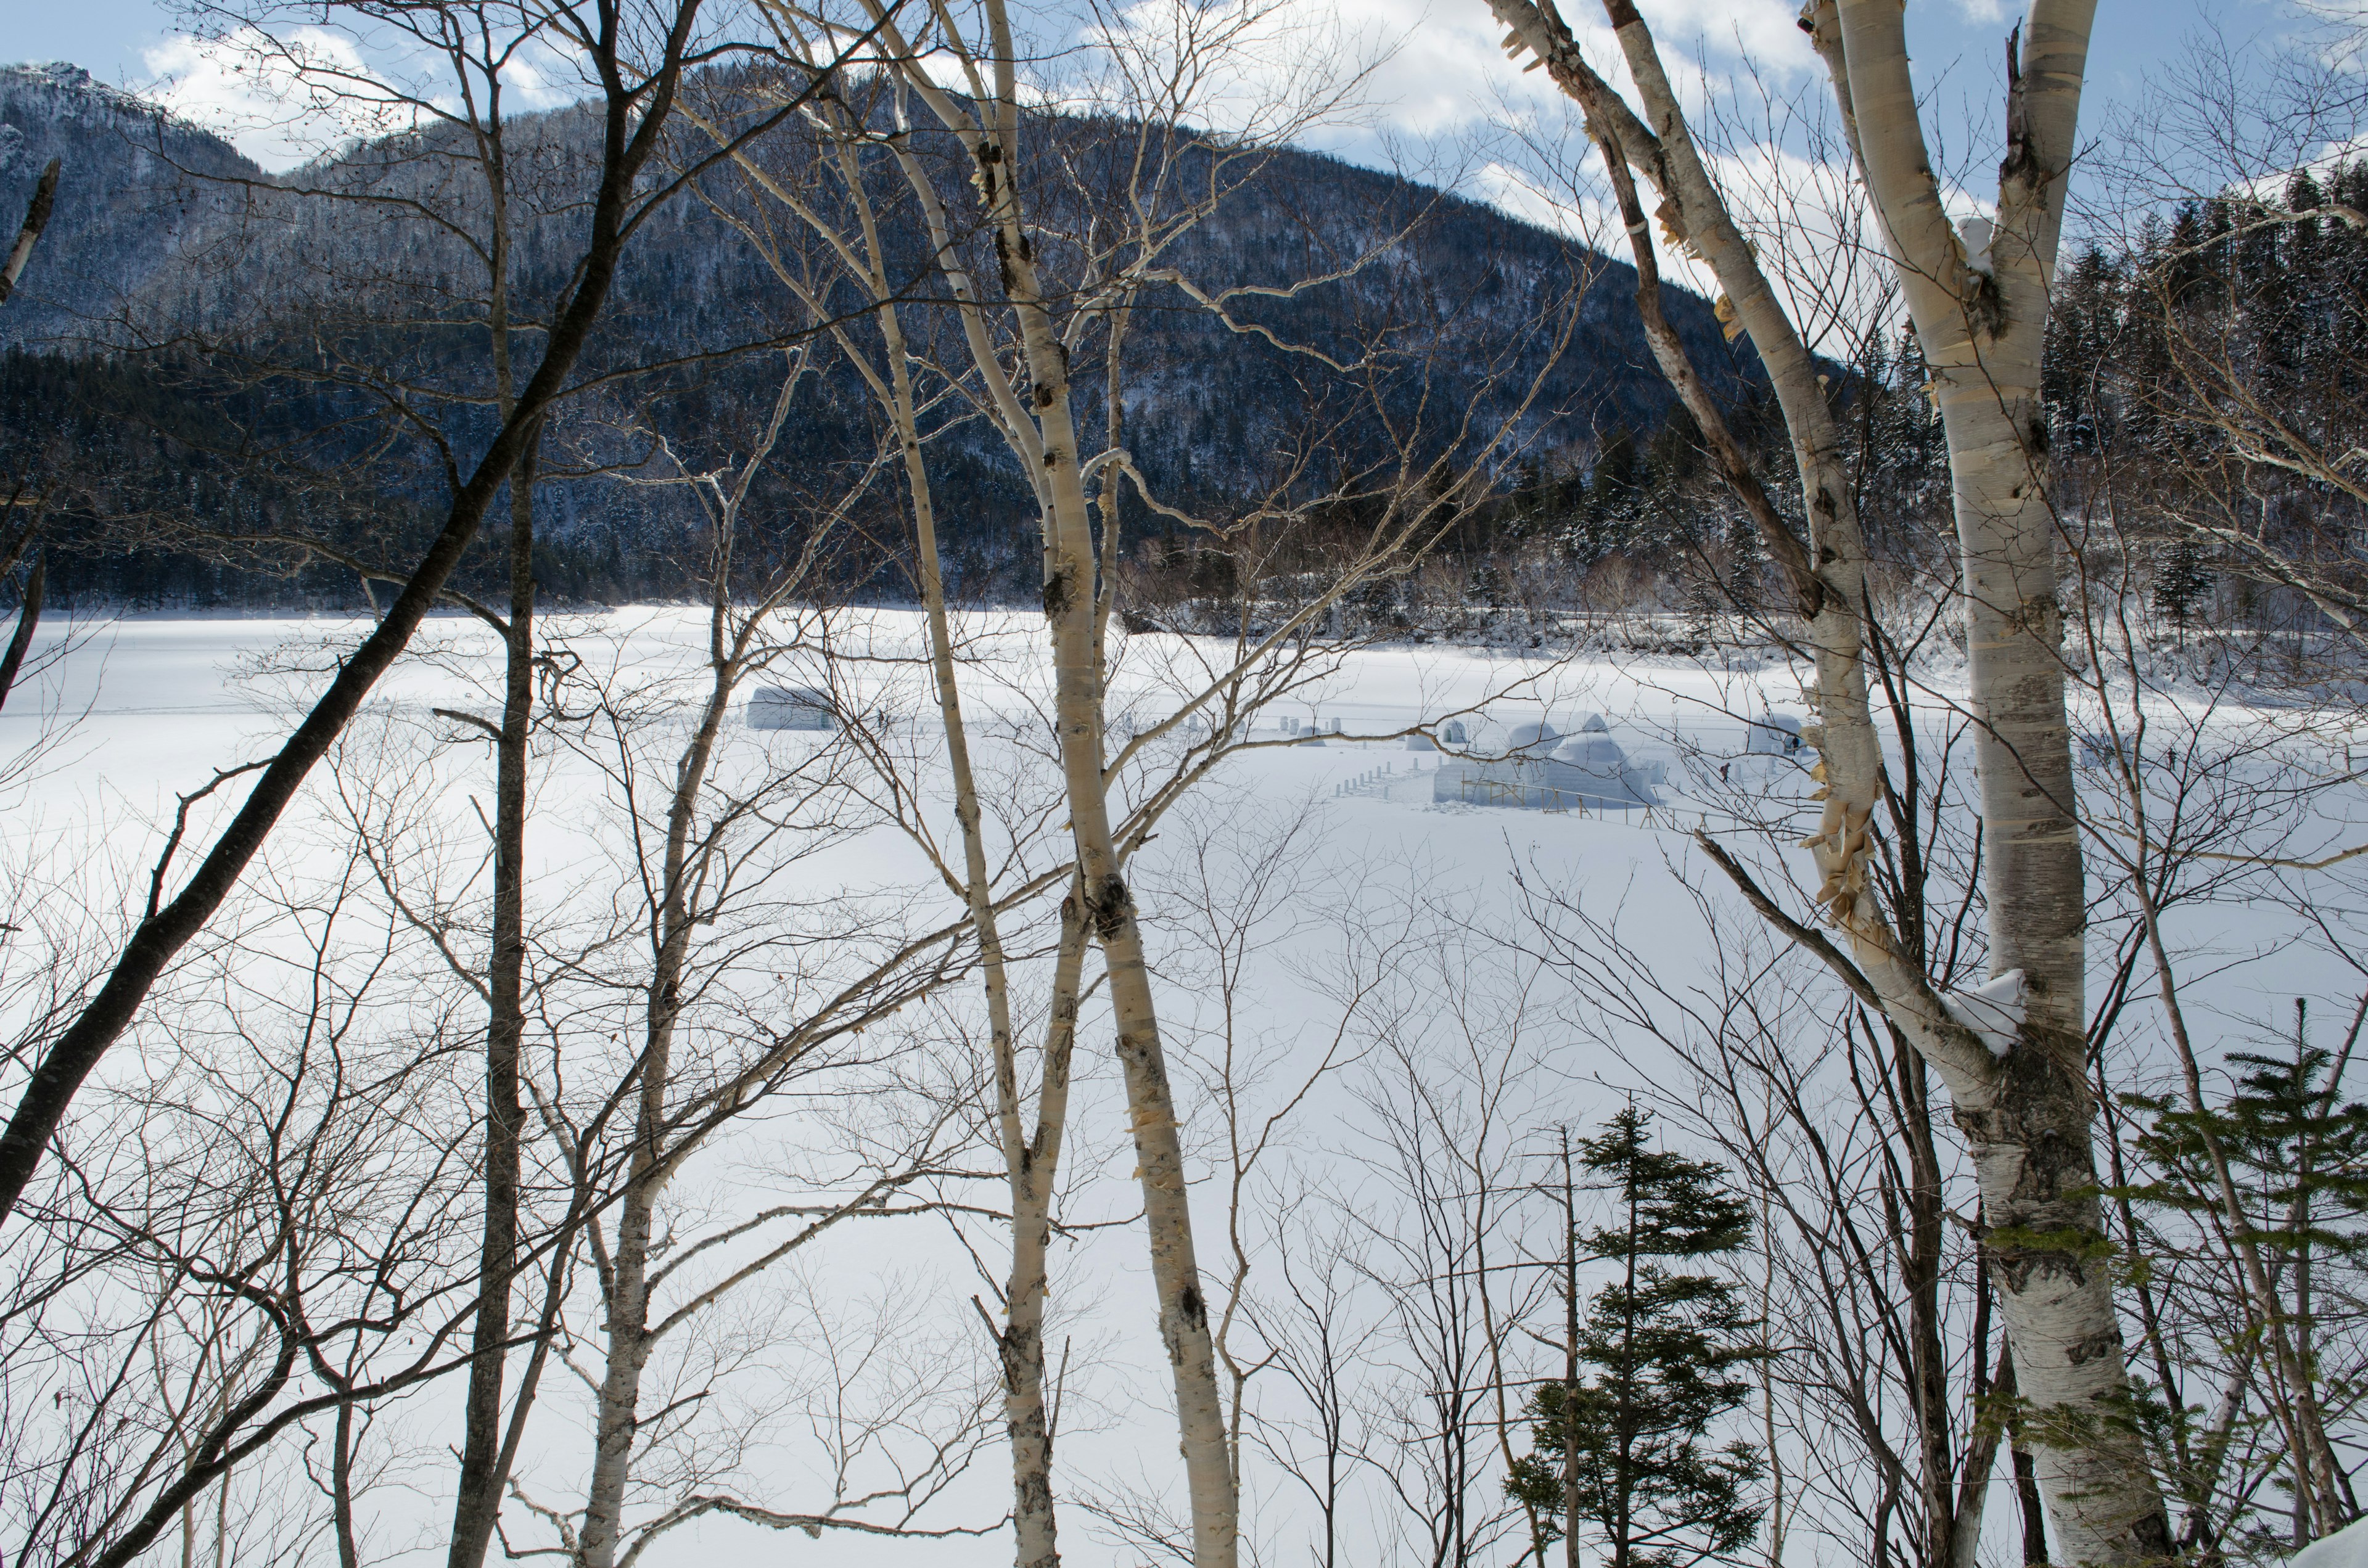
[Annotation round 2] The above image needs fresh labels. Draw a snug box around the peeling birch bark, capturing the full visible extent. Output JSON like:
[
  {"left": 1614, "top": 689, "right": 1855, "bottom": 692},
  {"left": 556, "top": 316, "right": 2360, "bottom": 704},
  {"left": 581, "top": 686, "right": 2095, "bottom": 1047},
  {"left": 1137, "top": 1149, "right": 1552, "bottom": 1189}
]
[
  {"left": 1481, "top": 0, "right": 2174, "bottom": 1554},
  {"left": 1809, "top": 5, "right": 2166, "bottom": 1556}
]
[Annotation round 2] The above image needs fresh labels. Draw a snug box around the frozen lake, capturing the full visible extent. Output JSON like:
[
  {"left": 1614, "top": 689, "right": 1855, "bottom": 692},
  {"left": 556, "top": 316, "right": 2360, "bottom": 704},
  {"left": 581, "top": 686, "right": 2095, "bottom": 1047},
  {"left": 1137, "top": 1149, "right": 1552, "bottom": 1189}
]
[{"left": 3, "top": 607, "right": 2359, "bottom": 1567}]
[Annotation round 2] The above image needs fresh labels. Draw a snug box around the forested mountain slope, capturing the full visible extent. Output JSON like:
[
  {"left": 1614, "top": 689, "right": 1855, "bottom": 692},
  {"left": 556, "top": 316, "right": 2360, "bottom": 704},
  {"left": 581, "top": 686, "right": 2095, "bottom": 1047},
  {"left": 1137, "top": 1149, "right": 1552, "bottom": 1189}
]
[{"left": 0, "top": 58, "right": 1753, "bottom": 609}]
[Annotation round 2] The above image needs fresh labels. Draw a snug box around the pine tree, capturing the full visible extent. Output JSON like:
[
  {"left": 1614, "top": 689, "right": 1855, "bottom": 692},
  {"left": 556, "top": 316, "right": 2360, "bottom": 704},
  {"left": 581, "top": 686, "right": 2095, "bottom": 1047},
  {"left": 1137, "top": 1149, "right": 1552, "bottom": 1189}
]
[
  {"left": 1508, "top": 1108, "right": 1768, "bottom": 1568},
  {"left": 2116, "top": 1002, "right": 2368, "bottom": 1549},
  {"left": 2153, "top": 533, "right": 2212, "bottom": 627}
]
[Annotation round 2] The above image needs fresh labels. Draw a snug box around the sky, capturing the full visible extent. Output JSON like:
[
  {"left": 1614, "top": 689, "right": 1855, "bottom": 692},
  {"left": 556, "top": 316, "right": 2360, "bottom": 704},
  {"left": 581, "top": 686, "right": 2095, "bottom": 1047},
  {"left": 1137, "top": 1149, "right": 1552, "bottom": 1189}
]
[
  {"left": 1, "top": 0, "right": 2335, "bottom": 348},
  {"left": 6, "top": 0, "right": 2276, "bottom": 169}
]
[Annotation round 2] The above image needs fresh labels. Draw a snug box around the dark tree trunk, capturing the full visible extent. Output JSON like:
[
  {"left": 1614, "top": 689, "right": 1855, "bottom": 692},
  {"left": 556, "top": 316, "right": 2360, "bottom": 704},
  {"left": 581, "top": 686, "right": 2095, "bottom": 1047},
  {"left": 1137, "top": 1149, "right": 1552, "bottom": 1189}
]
[
  {"left": 0, "top": 548, "right": 43, "bottom": 713},
  {"left": 0, "top": 7, "right": 711, "bottom": 1221},
  {"left": 447, "top": 439, "right": 538, "bottom": 1568}
]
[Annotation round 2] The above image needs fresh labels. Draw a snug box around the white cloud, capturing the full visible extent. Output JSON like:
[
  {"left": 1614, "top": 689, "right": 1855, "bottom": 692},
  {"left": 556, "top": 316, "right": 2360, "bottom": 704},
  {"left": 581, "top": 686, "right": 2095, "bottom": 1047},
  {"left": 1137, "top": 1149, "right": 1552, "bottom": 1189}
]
[
  {"left": 1302, "top": 0, "right": 1816, "bottom": 146},
  {"left": 141, "top": 27, "right": 411, "bottom": 171},
  {"left": 139, "top": 24, "right": 588, "bottom": 173},
  {"left": 1634, "top": 0, "right": 1818, "bottom": 73}
]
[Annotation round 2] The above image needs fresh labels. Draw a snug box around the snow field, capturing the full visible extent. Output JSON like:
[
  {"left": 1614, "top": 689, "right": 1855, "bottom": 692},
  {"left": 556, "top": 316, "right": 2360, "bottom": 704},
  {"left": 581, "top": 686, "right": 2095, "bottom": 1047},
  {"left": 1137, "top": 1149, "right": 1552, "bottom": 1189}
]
[{"left": 2, "top": 606, "right": 2362, "bottom": 1566}]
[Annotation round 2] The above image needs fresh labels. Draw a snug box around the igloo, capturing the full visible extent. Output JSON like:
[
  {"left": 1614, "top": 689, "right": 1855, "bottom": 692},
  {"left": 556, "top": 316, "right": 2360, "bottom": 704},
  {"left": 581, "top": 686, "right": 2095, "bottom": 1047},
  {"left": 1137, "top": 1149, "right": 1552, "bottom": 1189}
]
[
  {"left": 1504, "top": 719, "right": 1561, "bottom": 757},
  {"left": 1434, "top": 716, "right": 1664, "bottom": 810},
  {"left": 749, "top": 686, "right": 837, "bottom": 732}
]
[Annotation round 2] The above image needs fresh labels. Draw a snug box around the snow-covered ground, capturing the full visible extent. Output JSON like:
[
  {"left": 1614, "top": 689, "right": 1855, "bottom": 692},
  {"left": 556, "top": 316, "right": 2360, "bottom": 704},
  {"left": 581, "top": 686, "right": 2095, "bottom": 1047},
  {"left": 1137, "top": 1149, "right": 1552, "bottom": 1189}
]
[{"left": 3, "top": 607, "right": 2360, "bottom": 1567}]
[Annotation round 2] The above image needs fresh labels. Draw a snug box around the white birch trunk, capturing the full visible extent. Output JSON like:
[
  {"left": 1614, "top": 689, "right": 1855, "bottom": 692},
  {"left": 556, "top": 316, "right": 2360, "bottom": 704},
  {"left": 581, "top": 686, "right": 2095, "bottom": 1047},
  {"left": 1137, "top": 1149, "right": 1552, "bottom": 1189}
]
[
  {"left": 881, "top": 271, "right": 1077, "bottom": 1568},
  {"left": 1484, "top": 0, "right": 2174, "bottom": 1556},
  {"left": 1810, "top": 7, "right": 2166, "bottom": 1557},
  {"left": 834, "top": 9, "right": 1242, "bottom": 1556},
  {"left": 1024, "top": 271, "right": 1239, "bottom": 1568}
]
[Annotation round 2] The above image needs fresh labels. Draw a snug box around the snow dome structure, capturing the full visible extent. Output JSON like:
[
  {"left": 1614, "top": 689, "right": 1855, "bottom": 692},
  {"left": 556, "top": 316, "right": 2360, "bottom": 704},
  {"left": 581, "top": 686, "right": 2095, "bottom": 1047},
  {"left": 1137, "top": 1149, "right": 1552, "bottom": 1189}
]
[
  {"left": 1505, "top": 719, "right": 1561, "bottom": 757},
  {"left": 1434, "top": 716, "right": 1663, "bottom": 810},
  {"left": 1553, "top": 731, "right": 1632, "bottom": 782},
  {"left": 748, "top": 686, "right": 837, "bottom": 732}
]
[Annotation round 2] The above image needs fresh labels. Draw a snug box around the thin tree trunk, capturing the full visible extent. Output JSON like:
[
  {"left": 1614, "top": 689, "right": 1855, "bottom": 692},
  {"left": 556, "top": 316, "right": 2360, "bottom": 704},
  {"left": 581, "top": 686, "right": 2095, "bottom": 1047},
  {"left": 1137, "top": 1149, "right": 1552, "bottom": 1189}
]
[
  {"left": 1948, "top": 1330, "right": 2008, "bottom": 1568},
  {"left": 574, "top": 446, "right": 759, "bottom": 1568},
  {"left": 996, "top": 894, "right": 1084, "bottom": 1568},
  {"left": 903, "top": 298, "right": 1079, "bottom": 1561},
  {"left": 890, "top": 14, "right": 1238, "bottom": 1556},
  {"left": 0, "top": 27, "right": 709, "bottom": 1221},
  {"left": 0, "top": 157, "right": 60, "bottom": 305},
  {"left": 334, "top": 1393, "right": 362, "bottom": 1568},
  {"left": 450, "top": 150, "right": 529, "bottom": 1555},
  {"left": 2013, "top": 1441, "right": 2048, "bottom": 1565},
  {"left": 1614, "top": 1158, "right": 1639, "bottom": 1568},
  {"left": 448, "top": 429, "right": 538, "bottom": 1568},
  {"left": 1039, "top": 374, "right": 1236, "bottom": 1568},
  {"left": 577, "top": 1152, "right": 662, "bottom": 1568},
  {"left": 1895, "top": 1032, "right": 1958, "bottom": 1568},
  {"left": 1996, "top": 1349, "right": 2050, "bottom": 1567},
  {"left": 572, "top": 747, "right": 712, "bottom": 1568},
  {"left": 835, "top": 140, "right": 1077, "bottom": 1564},
  {"left": 1585, "top": 131, "right": 1821, "bottom": 623},
  {"left": 1561, "top": 1136, "right": 1581, "bottom": 1568},
  {"left": 2132, "top": 868, "right": 2350, "bottom": 1533}
]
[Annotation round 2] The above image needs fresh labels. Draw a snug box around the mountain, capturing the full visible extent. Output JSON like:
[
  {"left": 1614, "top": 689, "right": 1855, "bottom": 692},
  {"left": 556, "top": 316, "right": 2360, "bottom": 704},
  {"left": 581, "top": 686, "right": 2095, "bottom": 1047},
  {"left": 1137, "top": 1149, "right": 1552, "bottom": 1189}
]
[
  {"left": 0, "top": 64, "right": 263, "bottom": 347},
  {"left": 0, "top": 59, "right": 1759, "bottom": 610}
]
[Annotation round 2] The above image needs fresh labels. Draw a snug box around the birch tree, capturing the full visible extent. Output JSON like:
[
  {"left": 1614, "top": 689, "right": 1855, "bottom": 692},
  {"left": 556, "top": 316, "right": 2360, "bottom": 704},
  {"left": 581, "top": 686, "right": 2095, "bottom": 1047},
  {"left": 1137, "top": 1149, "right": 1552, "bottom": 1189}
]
[
  {"left": 682, "top": 18, "right": 1582, "bottom": 1562},
  {"left": 1473, "top": 0, "right": 2174, "bottom": 1557},
  {"left": 518, "top": 371, "right": 980, "bottom": 1568}
]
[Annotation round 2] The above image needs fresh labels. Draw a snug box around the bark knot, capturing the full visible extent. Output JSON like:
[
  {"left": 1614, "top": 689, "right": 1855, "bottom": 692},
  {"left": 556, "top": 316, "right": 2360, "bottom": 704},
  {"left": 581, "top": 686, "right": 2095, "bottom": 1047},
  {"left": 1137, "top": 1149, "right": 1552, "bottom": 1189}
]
[
  {"left": 1086, "top": 872, "right": 1132, "bottom": 939},
  {"left": 1042, "top": 567, "right": 1075, "bottom": 618},
  {"left": 1963, "top": 268, "right": 2007, "bottom": 339},
  {"left": 2064, "top": 1325, "right": 2124, "bottom": 1366}
]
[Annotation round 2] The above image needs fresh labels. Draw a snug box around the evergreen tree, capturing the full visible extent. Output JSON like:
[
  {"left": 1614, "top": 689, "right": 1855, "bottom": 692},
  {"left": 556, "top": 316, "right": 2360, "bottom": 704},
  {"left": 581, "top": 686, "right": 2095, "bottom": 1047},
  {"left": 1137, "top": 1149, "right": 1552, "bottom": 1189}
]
[
  {"left": 1587, "top": 426, "right": 1643, "bottom": 529},
  {"left": 2154, "top": 534, "right": 2213, "bottom": 627},
  {"left": 2115, "top": 1003, "right": 2368, "bottom": 1548},
  {"left": 1508, "top": 1108, "right": 1768, "bottom": 1568}
]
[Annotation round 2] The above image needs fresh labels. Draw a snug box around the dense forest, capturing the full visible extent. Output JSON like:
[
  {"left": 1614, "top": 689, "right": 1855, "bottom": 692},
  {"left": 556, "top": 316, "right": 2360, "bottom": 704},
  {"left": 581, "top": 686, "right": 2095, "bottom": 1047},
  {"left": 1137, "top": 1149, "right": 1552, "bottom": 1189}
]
[{"left": 0, "top": 59, "right": 1743, "bottom": 615}]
